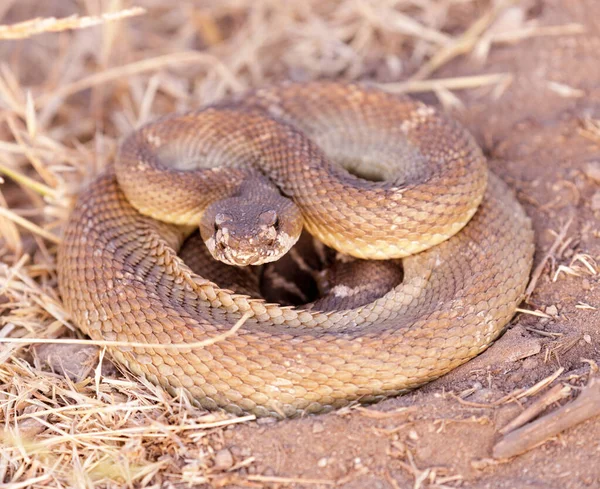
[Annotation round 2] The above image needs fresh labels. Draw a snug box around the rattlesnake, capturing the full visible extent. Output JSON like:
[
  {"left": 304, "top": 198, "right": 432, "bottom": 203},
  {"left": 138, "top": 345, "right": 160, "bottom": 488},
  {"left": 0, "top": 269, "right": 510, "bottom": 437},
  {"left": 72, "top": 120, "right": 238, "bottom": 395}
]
[{"left": 58, "top": 82, "right": 534, "bottom": 418}]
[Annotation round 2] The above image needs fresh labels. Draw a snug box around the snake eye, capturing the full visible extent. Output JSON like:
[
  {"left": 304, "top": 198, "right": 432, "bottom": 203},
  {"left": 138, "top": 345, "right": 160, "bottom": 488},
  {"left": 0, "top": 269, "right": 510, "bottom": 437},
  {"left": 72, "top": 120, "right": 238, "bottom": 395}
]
[
  {"left": 259, "top": 210, "right": 278, "bottom": 228},
  {"left": 214, "top": 212, "right": 232, "bottom": 232}
]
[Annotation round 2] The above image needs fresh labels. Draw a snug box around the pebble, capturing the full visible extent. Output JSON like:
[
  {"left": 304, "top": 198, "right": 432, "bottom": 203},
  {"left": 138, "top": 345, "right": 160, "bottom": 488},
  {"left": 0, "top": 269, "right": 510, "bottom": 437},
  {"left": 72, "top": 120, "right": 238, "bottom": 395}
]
[
  {"left": 545, "top": 304, "right": 558, "bottom": 317},
  {"left": 312, "top": 422, "right": 325, "bottom": 434},
  {"left": 213, "top": 448, "right": 234, "bottom": 471},
  {"left": 469, "top": 387, "right": 495, "bottom": 403},
  {"left": 584, "top": 161, "right": 600, "bottom": 183},
  {"left": 317, "top": 457, "right": 328, "bottom": 467},
  {"left": 522, "top": 357, "right": 539, "bottom": 370},
  {"left": 592, "top": 191, "right": 600, "bottom": 211},
  {"left": 256, "top": 416, "right": 278, "bottom": 425}
]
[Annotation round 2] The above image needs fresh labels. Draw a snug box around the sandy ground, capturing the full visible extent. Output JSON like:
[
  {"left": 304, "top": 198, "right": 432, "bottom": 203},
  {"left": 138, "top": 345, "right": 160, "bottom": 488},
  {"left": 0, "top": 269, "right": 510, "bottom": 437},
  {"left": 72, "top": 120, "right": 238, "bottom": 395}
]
[{"left": 1, "top": 0, "right": 600, "bottom": 488}]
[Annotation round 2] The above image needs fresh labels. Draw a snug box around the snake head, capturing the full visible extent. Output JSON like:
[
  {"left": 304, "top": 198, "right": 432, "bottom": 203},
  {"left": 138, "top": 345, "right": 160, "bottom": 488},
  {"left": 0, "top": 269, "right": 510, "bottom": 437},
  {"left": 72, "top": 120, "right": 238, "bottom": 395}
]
[{"left": 200, "top": 198, "right": 303, "bottom": 267}]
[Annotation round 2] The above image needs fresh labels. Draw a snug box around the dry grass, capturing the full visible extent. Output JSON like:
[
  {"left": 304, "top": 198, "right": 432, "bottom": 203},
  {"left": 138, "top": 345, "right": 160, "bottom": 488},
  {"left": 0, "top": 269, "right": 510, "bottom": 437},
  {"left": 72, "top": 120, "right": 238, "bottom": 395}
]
[{"left": 0, "top": 1, "right": 586, "bottom": 487}]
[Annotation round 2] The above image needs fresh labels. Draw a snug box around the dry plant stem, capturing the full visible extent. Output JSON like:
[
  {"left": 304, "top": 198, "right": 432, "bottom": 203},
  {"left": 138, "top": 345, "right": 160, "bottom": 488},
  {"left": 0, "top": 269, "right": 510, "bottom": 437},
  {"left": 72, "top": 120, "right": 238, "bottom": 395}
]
[
  {"left": 0, "top": 7, "right": 146, "bottom": 40},
  {"left": 499, "top": 383, "right": 572, "bottom": 435},
  {"left": 525, "top": 213, "right": 574, "bottom": 298},
  {"left": 35, "top": 52, "right": 240, "bottom": 109},
  {"left": 0, "top": 310, "right": 253, "bottom": 350},
  {"left": 514, "top": 367, "right": 564, "bottom": 401},
  {"left": 491, "top": 23, "right": 585, "bottom": 44},
  {"left": 0, "top": 162, "right": 57, "bottom": 199},
  {"left": 452, "top": 368, "right": 564, "bottom": 409},
  {"left": 411, "top": 0, "right": 517, "bottom": 80},
  {"left": 515, "top": 307, "right": 550, "bottom": 318},
  {"left": 247, "top": 475, "right": 336, "bottom": 486},
  {"left": 493, "top": 376, "right": 600, "bottom": 459},
  {"left": 0, "top": 207, "right": 60, "bottom": 244},
  {"left": 379, "top": 73, "right": 510, "bottom": 94}
]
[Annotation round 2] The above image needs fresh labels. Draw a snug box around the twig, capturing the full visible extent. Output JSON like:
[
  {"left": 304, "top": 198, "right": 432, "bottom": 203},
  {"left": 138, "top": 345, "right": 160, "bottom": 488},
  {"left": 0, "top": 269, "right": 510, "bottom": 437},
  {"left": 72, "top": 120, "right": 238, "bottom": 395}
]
[
  {"left": 493, "top": 376, "right": 600, "bottom": 458},
  {"left": 411, "top": 0, "right": 517, "bottom": 80},
  {"left": 379, "top": 73, "right": 511, "bottom": 94},
  {"left": 450, "top": 368, "right": 564, "bottom": 409},
  {"left": 498, "top": 383, "right": 572, "bottom": 435},
  {"left": 0, "top": 162, "right": 58, "bottom": 199},
  {"left": 246, "top": 475, "right": 335, "bottom": 486},
  {"left": 0, "top": 311, "right": 253, "bottom": 350},
  {"left": 0, "top": 8, "right": 146, "bottom": 40},
  {"left": 525, "top": 327, "right": 563, "bottom": 338},
  {"left": 0, "top": 207, "right": 60, "bottom": 244},
  {"left": 525, "top": 213, "right": 574, "bottom": 298},
  {"left": 515, "top": 308, "right": 551, "bottom": 319},
  {"left": 491, "top": 23, "right": 585, "bottom": 45},
  {"left": 513, "top": 367, "right": 564, "bottom": 401},
  {"left": 35, "top": 52, "right": 241, "bottom": 108}
]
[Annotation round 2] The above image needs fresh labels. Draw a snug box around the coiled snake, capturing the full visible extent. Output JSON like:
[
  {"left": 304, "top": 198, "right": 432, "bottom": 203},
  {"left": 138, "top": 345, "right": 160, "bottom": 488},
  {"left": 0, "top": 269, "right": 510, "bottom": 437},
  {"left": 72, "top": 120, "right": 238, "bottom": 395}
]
[{"left": 58, "top": 82, "right": 534, "bottom": 418}]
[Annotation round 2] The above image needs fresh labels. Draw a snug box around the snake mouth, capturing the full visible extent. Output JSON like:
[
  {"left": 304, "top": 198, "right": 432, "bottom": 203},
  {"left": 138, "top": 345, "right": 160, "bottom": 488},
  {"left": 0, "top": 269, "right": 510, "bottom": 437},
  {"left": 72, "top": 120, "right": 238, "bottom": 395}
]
[
  {"left": 205, "top": 235, "right": 281, "bottom": 267},
  {"left": 218, "top": 251, "right": 264, "bottom": 267}
]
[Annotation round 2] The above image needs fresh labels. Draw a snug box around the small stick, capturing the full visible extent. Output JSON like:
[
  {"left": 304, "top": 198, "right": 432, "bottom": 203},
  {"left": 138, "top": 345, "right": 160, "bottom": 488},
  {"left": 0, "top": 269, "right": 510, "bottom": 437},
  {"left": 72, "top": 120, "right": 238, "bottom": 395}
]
[
  {"left": 490, "top": 23, "right": 585, "bottom": 44},
  {"left": 411, "top": 0, "right": 517, "bottom": 80},
  {"left": 0, "top": 8, "right": 146, "bottom": 40},
  {"left": 0, "top": 206, "right": 61, "bottom": 244},
  {"left": 379, "top": 73, "right": 510, "bottom": 94},
  {"left": 514, "top": 367, "right": 564, "bottom": 400},
  {"left": 499, "top": 383, "right": 572, "bottom": 435},
  {"left": 525, "top": 213, "right": 574, "bottom": 298},
  {"left": 0, "top": 310, "right": 253, "bottom": 350},
  {"left": 493, "top": 376, "right": 600, "bottom": 458},
  {"left": 0, "top": 162, "right": 57, "bottom": 199}
]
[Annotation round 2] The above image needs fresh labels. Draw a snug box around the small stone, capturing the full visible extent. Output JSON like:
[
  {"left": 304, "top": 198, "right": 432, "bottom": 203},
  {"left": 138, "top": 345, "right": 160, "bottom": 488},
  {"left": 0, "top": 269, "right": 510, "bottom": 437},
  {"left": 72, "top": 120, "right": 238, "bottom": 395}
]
[
  {"left": 33, "top": 344, "right": 99, "bottom": 382},
  {"left": 584, "top": 161, "right": 600, "bottom": 183},
  {"left": 213, "top": 448, "right": 234, "bottom": 471},
  {"left": 317, "top": 457, "right": 328, "bottom": 467},
  {"left": 545, "top": 305, "right": 558, "bottom": 317},
  {"left": 312, "top": 422, "right": 325, "bottom": 434},
  {"left": 522, "top": 357, "right": 538, "bottom": 370},
  {"left": 584, "top": 334, "right": 592, "bottom": 344},
  {"left": 592, "top": 191, "right": 600, "bottom": 211},
  {"left": 256, "top": 416, "right": 277, "bottom": 425},
  {"left": 229, "top": 445, "right": 243, "bottom": 457},
  {"left": 19, "top": 405, "right": 47, "bottom": 437},
  {"left": 408, "top": 430, "right": 419, "bottom": 441},
  {"left": 469, "top": 388, "right": 495, "bottom": 403}
]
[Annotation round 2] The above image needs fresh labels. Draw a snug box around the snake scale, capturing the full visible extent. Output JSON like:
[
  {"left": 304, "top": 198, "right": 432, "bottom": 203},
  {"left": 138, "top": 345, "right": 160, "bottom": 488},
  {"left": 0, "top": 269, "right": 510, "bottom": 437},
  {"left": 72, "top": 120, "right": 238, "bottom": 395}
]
[{"left": 58, "top": 82, "right": 535, "bottom": 418}]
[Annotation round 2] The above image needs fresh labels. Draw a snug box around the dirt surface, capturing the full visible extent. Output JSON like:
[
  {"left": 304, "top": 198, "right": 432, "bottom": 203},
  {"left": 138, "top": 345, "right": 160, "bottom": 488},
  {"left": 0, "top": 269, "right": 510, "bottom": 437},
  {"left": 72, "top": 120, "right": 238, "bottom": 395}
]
[{"left": 1, "top": 0, "right": 600, "bottom": 488}]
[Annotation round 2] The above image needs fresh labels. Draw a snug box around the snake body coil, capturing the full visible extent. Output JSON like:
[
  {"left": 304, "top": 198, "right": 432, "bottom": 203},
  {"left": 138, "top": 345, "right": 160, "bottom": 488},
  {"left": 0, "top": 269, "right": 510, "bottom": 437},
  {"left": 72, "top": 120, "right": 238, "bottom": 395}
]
[{"left": 58, "top": 82, "right": 534, "bottom": 417}]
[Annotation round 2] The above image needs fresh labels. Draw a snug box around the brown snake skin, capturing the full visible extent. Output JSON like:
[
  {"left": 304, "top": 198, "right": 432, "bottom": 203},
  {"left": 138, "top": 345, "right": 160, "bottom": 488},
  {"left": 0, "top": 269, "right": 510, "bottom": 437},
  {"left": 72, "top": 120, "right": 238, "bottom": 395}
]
[{"left": 58, "top": 82, "right": 535, "bottom": 418}]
